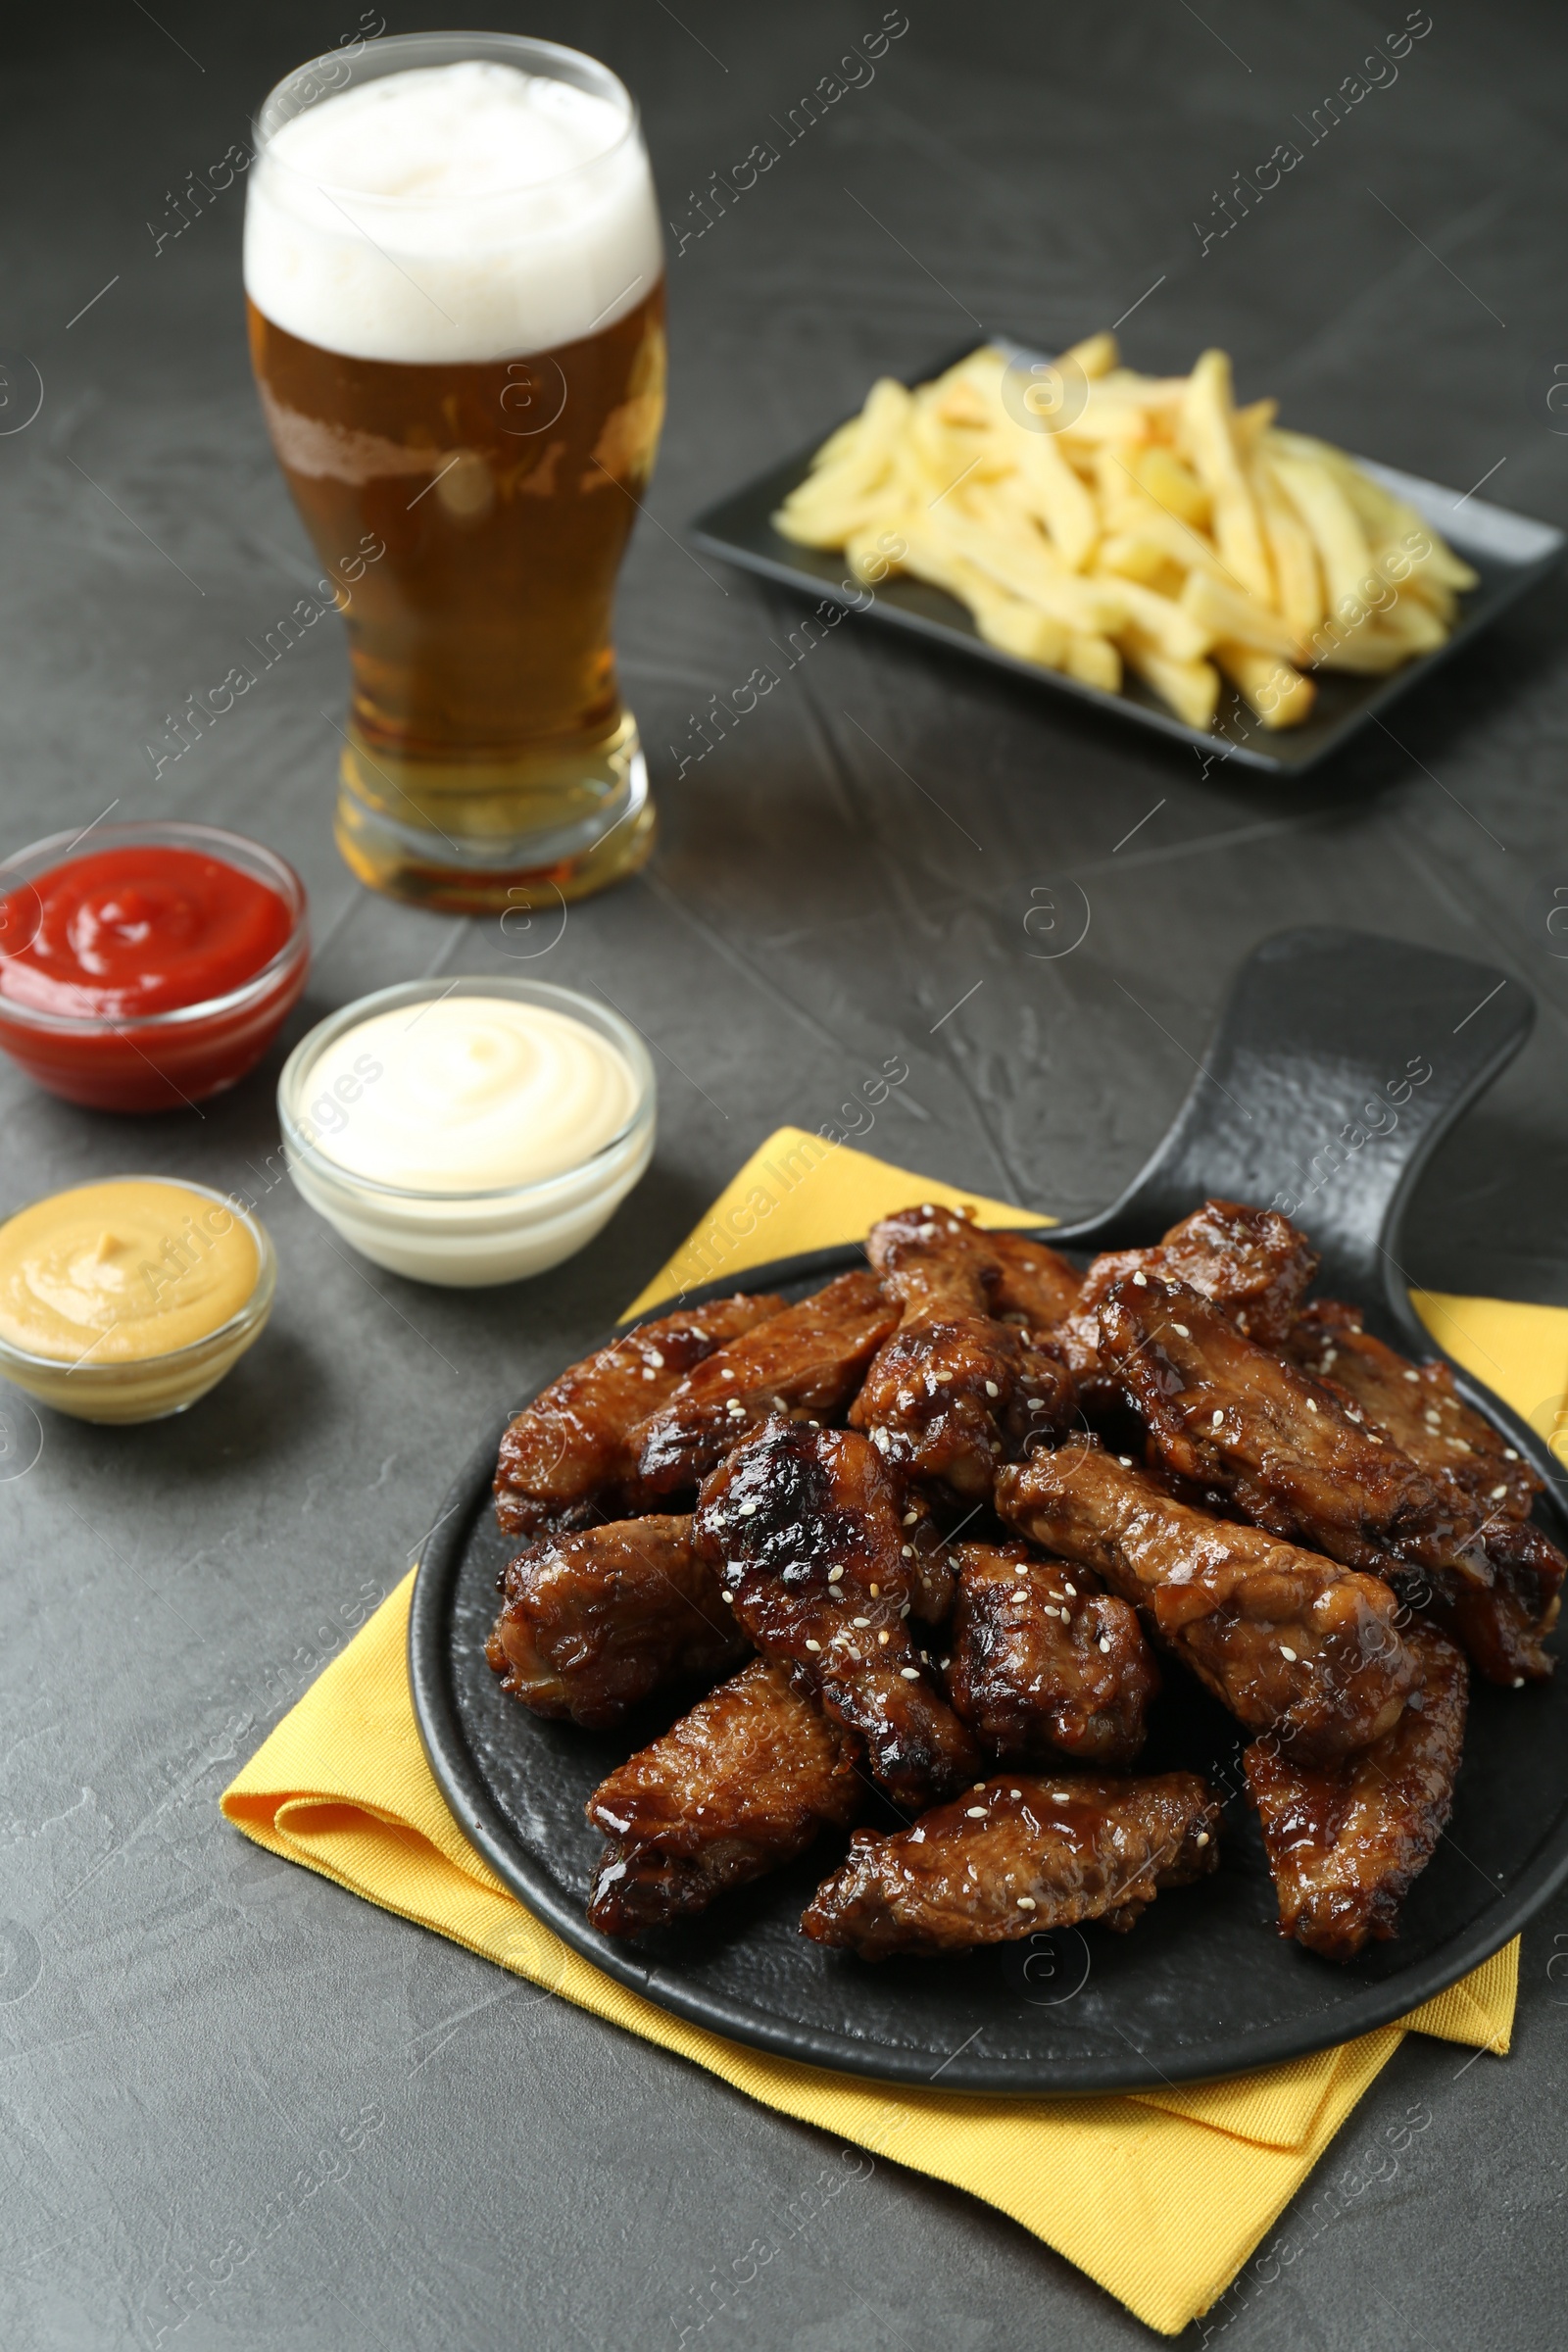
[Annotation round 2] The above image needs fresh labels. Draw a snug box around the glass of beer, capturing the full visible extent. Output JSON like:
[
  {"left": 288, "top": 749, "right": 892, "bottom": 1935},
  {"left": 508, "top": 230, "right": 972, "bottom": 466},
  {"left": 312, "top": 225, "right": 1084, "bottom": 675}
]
[{"left": 245, "top": 33, "right": 665, "bottom": 911}]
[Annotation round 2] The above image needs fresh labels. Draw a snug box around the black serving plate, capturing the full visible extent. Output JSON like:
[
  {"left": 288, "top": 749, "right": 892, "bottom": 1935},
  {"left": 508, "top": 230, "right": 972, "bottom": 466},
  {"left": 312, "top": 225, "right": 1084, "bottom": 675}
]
[
  {"left": 411, "top": 929, "right": 1568, "bottom": 2093},
  {"left": 688, "top": 343, "right": 1564, "bottom": 775}
]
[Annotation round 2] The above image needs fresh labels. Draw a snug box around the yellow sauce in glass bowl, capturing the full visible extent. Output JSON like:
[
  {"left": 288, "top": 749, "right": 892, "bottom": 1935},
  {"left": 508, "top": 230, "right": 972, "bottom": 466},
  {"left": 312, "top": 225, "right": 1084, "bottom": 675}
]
[{"left": 0, "top": 1177, "right": 274, "bottom": 1421}]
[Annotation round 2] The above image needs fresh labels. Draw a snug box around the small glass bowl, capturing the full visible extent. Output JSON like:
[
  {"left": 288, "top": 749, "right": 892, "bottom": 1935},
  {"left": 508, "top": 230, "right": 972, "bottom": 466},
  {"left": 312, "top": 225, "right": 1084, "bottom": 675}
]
[
  {"left": 277, "top": 976, "right": 657, "bottom": 1287},
  {"left": 0, "top": 820, "right": 310, "bottom": 1112},
  {"left": 0, "top": 1181, "right": 276, "bottom": 1424}
]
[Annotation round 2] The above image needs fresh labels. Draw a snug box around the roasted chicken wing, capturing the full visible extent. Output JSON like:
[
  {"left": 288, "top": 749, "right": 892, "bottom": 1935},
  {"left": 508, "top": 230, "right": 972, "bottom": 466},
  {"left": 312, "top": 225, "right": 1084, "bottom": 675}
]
[
  {"left": 494, "top": 1294, "right": 784, "bottom": 1538},
  {"left": 633, "top": 1272, "right": 899, "bottom": 1497},
  {"left": 946, "top": 1542, "right": 1157, "bottom": 1767},
  {"left": 850, "top": 1313, "right": 1073, "bottom": 1499},
  {"left": 1288, "top": 1301, "right": 1562, "bottom": 1683},
  {"left": 1246, "top": 1625, "right": 1467, "bottom": 1959},
  {"left": 1076, "top": 1199, "right": 1319, "bottom": 1346},
  {"left": 996, "top": 1445, "right": 1419, "bottom": 1764},
  {"left": 986, "top": 1230, "right": 1085, "bottom": 1335},
  {"left": 485, "top": 1515, "right": 749, "bottom": 1730},
  {"left": 694, "top": 1419, "right": 980, "bottom": 1809},
  {"left": 1094, "top": 1274, "right": 1471, "bottom": 1579},
  {"left": 801, "top": 1770, "right": 1220, "bottom": 1958},
  {"left": 586, "top": 1658, "right": 861, "bottom": 1936}
]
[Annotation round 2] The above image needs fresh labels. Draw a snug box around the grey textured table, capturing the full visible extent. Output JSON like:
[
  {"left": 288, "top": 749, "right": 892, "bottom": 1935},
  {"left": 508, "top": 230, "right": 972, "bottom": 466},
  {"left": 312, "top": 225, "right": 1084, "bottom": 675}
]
[{"left": 5, "top": 4, "right": 1568, "bottom": 2345}]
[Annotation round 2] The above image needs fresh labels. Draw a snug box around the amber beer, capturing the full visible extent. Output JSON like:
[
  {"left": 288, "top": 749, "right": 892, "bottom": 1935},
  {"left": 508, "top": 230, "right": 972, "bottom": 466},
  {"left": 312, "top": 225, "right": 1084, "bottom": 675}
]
[{"left": 244, "top": 36, "right": 665, "bottom": 910}]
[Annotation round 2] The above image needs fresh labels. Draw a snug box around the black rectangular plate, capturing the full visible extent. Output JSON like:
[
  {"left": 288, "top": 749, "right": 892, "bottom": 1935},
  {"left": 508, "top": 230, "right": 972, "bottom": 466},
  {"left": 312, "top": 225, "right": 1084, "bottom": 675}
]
[{"left": 689, "top": 348, "right": 1565, "bottom": 774}]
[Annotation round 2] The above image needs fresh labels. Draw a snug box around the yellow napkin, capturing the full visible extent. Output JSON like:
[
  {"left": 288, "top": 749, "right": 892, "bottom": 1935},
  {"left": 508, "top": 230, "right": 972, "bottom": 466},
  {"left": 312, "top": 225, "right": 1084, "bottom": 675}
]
[{"left": 223, "top": 1127, "right": 1531, "bottom": 2335}]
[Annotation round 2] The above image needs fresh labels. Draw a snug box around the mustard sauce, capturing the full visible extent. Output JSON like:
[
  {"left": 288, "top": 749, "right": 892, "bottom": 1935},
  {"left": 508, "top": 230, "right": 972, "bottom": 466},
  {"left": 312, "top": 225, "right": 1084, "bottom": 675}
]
[{"left": 0, "top": 1179, "right": 258, "bottom": 1364}]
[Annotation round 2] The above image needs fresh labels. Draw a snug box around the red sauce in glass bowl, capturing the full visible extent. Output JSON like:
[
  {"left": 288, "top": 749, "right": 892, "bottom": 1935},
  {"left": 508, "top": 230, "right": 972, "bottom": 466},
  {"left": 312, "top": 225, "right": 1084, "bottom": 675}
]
[{"left": 0, "top": 823, "right": 309, "bottom": 1112}]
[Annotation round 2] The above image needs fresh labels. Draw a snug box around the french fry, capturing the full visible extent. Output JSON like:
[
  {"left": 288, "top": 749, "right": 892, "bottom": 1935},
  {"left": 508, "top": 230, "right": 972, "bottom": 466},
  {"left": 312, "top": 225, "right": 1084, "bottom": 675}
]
[
  {"left": 1062, "top": 330, "right": 1118, "bottom": 379},
  {"left": 1104, "top": 575, "right": 1213, "bottom": 663},
  {"left": 1179, "top": 350, "right": 1275, "bottom": 606},
  {"left": 773, "top": 335, "right": 1475, "bottom": 736},
  {"left": 1180, "top": 569, "right": 1301, "bottom": 662},
  {"left": 1122, "top": 635, "right": 1221, "bottom": 729},
  {"left": 1062, "top": 631, "right": 1123, "bottom": 692},
  {"left": 973, "top": 596, "right": 1071, "bottom": 667},
  {"left": 1214, "top": 643, "right": 1316, "bottom": 728},
  {"left": 1269, "top": 454, "right": 1374, "bottom": 614},
  {"left": 1251, "top": 455, "right": 1324, "bottom": 642},
  {"left": 934, "top": 513, "right": 1126, "bottom": 635},
  {"left": 1124, "top": 443, "right": 1211, "bottom": 528}
]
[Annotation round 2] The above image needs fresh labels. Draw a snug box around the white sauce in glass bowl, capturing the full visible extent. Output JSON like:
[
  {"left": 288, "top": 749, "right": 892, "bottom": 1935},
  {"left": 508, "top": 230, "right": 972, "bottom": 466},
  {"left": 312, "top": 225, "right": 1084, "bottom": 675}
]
[{"left": 300, "top": 995, "right": 639, "bottom": 1192}]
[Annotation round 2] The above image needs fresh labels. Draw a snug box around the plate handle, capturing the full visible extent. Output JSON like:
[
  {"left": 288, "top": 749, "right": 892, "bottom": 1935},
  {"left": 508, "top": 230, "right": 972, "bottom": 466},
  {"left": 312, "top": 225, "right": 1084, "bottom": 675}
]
[{"left": 1053, "top": 925, "right": 1533, "bottom": 1346}]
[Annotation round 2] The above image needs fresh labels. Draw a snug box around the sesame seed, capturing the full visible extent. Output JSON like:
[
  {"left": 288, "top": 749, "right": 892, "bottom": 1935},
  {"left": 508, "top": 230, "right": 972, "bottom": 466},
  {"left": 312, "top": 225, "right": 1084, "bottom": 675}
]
[
  {"left": 721, "top": 1592, "right": 734, "bottom": 1605},
  {"left": 1448, "top": 1439, "right": 1470, "bottom": 1451},
  {"left": 1505, "top": 1447, "right": 1519, "bottom": 1460},
  {"left": 641, "top": 1367, "right": 657, "bottom": 1381},
  {"left": 804, "top": 1639, "right": 821, "bottom": 1652},
  {"left": 879, "top": 1631, "right": 891, "bottom": 1646},
  {"left": 904, "top": 1509, "right": 919, "bottom": 1525},
  {"left": 974, "top": 1781, "right": 986, "bottom": 1789},
  {"left": 902, "top": 1544, "right": 913, "bottom": 1557},
  {"left": 1402, "top": 1369, "right": 1419, "bottom": 1382},
  {"left": 1306, "top": 1399, "right": 1318, "bottom": 1413},
  {"left": 910, "top": 1828, "right": 925, "bottom": 1842},
  {"left": 1132, "top": 1271, "right": 1148, "bottom": 1287},
  {"left": 1210, "top": 1409, "right": 1223, "bottom": 1427},
  {"left": 1041, "top": 1604, "right": 1059, "bottom": 1620},
  {"left": 1491, "top": 1485, "right": 1508, "bottom": 1500},
  {"left": 1513, "top": 1677, "right": 1526, "bottom": 1689},
  {"left": 1010, "top": 1788, "right": 1022, "bottom": 1799},
  {"left": 1063, "top": 1583, "right": 1076, "bottom": 1596},
  {"left": 1194, "top": 1831, "right": 1209, "bottom": 1847},
  {"left": 869, "top": 1584, "right": 880, "bottom": 1597},
  {"left": 720, "top": 1368, "right": 734, "bottom": 1379},
  {"left": 1051, "top": 1790, "right": 1070, "bottom": 1802},
  {"left": 966, "top": 1806, "right": 987, "bottom": 1818},
  {"left": 1173, "top": 1323, "right": 1190, "bottom": 1338},
  {"left": 1280, "top": 1645, "right": 1298, "bottom": 1662},
  {"left": 900, "top": 1666, "right": 920, "bottom": 1680},
  {"left": 828, "top": 1566, "right": 844, "bottom": 1584},
  {"left": 1099, "top": 1637, "right": 1111, "bottom": 1653},
  {"left": 1030, "top": 1397, "right": 1048, "bottom": 1411},
  {"left": 985, "top": 1380, "right": 1000, "bottom": 1398},
  {"left": 940, "top": 1656, "right": 951, "bottom": 1668},
  {"left": 989, "top": 1441, "right": 1001, "bottom": 1455},
  {"left": 1118, "top": 1454, "right": 1133, "bottom": 1468},
  {"left": 738, "top": 1500, "right": 758, "bottom": 1516},
  {"left": 1016, "top": 1895, "right": 1037, "bottom": 1910},
  {"left": 646, "top": 1348, "right": 664, "bottom": 1368},
  {"left": 853, "top": 1616, "right": 870, "bottom": 1628}
]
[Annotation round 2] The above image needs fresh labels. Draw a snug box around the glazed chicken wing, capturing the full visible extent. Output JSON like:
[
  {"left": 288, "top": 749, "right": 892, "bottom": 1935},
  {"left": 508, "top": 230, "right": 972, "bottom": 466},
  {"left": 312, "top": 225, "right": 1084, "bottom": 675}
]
[
  {"left": 801, "top": 1771, "right": 1220, "bottom": 1959},
  {"left": 1095, "top": 1275, "right": 1468, "bottom": 1578},
  {"left": 850, "top": 1314, "right": 1073, "bottom": 1499},
  {"left": 986, "top": 1230, "right": 1085, "bottom": 1335},
  {"left": 485, "top": 1515, "right": 749, "bottom": 1730},
  {"left": 946, "top": 1542, "right": 1157, "bottom": 1768},
  {"left": 633, "top": 1272, "right": 899, "bottom": 1497},
  {"left": 694, "top": 1420, "right": 980, "bottom": 1809},
  {"left": 996, "top": 1446, "right": 1419, "bottom": 1765},
  {"left": 494, "top": 1293, "right": 784, "bottom": 1539},
  {"left": 865, "top": 1202, "right": 1000, "bottom": 1314},
  {"left": 1076, "top": 1199, "right": 1319, "bottom": 1346},
  {"left": 586, "top": 1659, "right": 861, "bottom": 1936},
  {"left": 1287, "top": 1302, "right": 1562, "bottom": 1682},
  {"left": 1246, "top": 1625, "right": 1467, "bottom": 1960}
]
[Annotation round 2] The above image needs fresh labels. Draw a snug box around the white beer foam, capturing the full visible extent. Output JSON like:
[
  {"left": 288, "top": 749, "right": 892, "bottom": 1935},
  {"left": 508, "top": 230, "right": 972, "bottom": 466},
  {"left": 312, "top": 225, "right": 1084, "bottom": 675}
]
[{"left": 245, "top": 61, "right": 662, "bottom": 365}]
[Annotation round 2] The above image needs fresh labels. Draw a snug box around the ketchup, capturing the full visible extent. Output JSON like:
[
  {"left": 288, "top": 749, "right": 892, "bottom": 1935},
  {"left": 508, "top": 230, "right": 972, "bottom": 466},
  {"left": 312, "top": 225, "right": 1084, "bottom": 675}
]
[
  {"left": 0, "top": 831, "right": 309, "bottom": 1114},
  {"left": 0, "top": 845, "right": 294, "bottom": 1019}
]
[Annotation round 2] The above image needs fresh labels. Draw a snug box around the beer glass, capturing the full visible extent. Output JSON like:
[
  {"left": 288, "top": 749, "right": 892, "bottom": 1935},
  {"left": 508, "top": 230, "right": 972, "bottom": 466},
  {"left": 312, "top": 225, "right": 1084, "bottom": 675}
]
[{"left": 245, "top": 32, "right": 664, "bottom": 910}]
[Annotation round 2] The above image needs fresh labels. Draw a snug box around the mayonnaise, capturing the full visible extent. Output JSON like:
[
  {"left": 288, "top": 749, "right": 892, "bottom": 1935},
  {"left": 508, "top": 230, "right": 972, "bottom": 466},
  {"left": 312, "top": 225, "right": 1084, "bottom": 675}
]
[
  {"left": 299, "top": 995, "right": 640, "bottom": 1192},
  {"left": 0, "top": 1179, "right": 259, "bottom": 1362}
]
